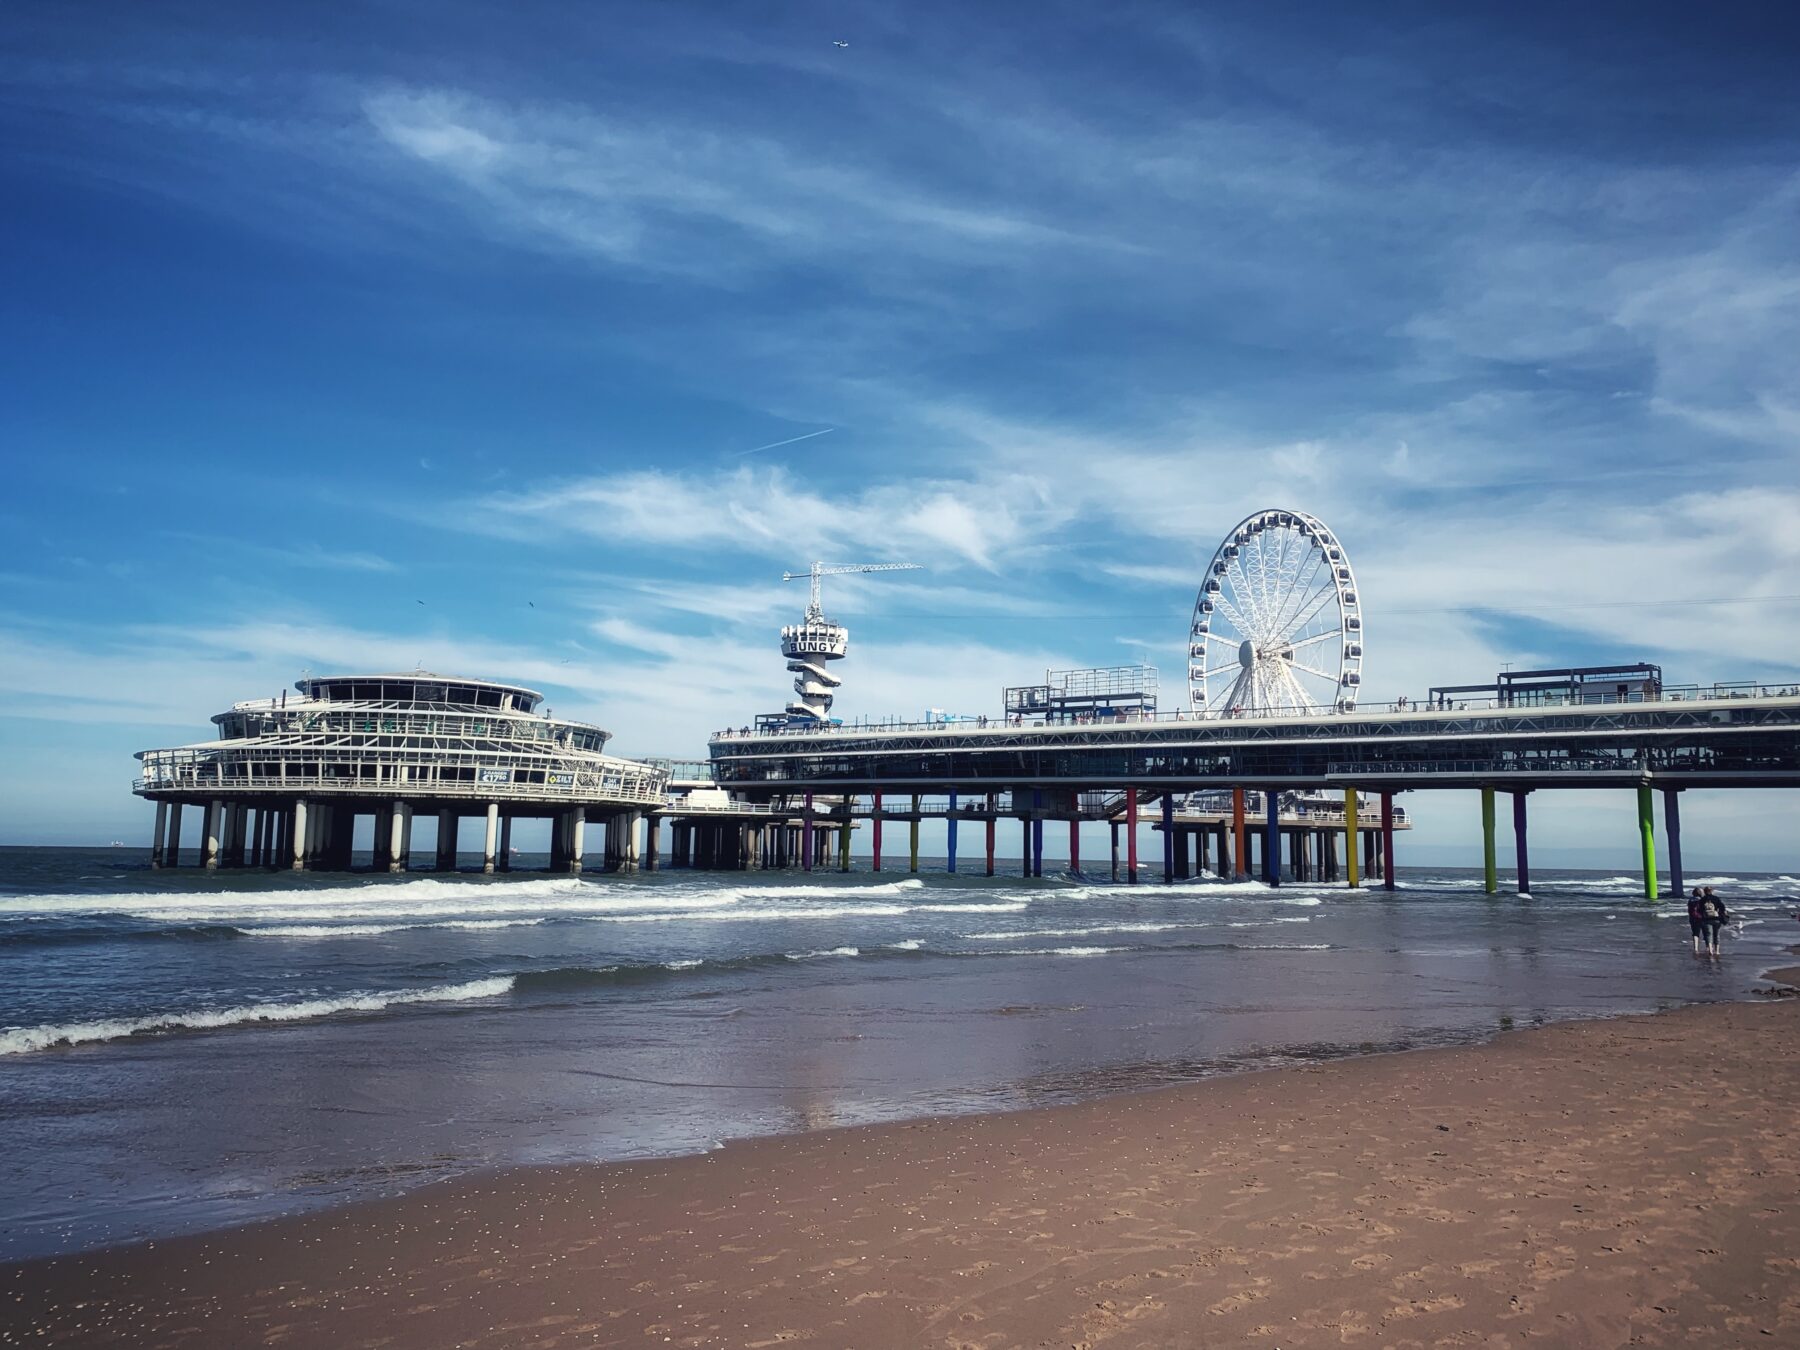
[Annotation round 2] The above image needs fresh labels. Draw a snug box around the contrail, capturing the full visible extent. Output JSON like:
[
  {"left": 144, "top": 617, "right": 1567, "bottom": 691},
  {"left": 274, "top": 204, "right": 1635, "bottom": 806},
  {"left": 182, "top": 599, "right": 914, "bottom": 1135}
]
[{"left": 733, "top": 427, "right": 834, "bottom": 457}]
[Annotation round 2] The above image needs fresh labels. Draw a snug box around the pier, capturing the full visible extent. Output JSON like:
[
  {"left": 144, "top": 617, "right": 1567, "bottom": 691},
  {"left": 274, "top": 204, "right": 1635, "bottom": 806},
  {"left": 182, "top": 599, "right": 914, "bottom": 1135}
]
[
  {"left": 704, "top": 676, "right": 1800, "bottom": 897},
  {"left": 136, "top": 674, "right": 668, "bottom": 873}
]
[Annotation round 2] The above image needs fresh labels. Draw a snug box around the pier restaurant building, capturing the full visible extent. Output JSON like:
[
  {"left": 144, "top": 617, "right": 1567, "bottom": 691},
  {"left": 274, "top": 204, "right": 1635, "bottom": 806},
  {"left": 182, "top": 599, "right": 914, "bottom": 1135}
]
[{"left": 135, "top": 673, "right": 669, "bottom": 873}]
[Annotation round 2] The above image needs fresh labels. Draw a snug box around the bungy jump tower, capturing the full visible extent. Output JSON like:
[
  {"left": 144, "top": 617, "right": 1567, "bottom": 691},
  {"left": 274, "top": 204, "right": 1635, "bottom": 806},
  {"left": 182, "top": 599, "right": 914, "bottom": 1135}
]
[
  {"left": 135, "top": 673, "right": 670, "bottom": 874},
  {"left": 771, "top": 561, "right": 921, "bottom": 726}
]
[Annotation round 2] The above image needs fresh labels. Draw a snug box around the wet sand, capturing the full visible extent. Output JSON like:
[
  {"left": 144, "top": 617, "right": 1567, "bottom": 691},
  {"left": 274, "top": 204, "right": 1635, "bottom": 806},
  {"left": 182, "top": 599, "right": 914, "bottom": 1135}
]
[{"left": 6, "top": 986, "right": 1798, "bottom": 1349}]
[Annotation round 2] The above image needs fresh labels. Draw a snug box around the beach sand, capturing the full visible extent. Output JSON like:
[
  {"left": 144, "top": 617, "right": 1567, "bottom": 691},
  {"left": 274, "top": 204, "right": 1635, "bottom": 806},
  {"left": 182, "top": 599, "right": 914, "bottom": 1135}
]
[{"left": 6, "top": 984, "right": 1798, "bottom": 1349}]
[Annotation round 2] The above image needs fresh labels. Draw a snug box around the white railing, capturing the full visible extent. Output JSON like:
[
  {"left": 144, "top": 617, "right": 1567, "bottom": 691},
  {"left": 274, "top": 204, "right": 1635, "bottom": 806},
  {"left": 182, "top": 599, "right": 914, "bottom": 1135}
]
[{"left": 712, "top": 681, "right": 1800, "bottom": 740}]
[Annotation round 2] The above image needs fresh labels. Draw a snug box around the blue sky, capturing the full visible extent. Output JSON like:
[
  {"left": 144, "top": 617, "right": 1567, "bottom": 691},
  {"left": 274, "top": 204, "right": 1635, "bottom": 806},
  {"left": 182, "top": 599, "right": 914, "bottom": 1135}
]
[{"left": 3, "top": 1, "right": 1798, "bottom": 863}]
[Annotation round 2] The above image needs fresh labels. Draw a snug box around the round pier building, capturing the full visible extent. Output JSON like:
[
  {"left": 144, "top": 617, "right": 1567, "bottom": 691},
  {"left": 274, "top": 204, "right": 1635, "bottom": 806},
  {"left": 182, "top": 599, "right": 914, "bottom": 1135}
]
[{"left": 135, "top": 673, "right": 669, "bottom": 873}]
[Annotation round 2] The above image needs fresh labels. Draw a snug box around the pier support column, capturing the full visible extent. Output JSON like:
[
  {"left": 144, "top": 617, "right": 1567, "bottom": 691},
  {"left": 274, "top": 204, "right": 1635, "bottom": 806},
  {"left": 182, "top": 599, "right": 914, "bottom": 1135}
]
[
  {"left": 1380, "top": 792, "right": 1396, "bottom": 891},
  {"left": 1020, "top": 817, "right": 1031, "bottom": 876},
  {"left": 498, "top": 816, "right": 512, "bottom": 871},
  {"left": 202, "top": 798, "right": 223, "bottom": 870},
  {"left": 1663, "top": 788, "right": 1683, "bottom": 898},
  {"left": 1344, "top": 787, "right": 1360, "bottom": 889},
  {"left": 1637, "top": 785, "right": 1658, "bottom": 901},
  {"left": 1162, "top": 794, "right": 1175, "bottom": 884},
  {"left": 291, "top": 799, "right": 308, "bottom": 871},
  {"left": 986, "top": 816, "right": 996, "bottom": 876},
  {"left": 871, "top": 792, "right": 883, "bottom": 872},
  {"left": 483, "top": 803, "right": 499, "bottom": 874},
  {"left": 398, "top": 805, "right": 414, "bottom": 871},
  {"left": 802, "top": 793, "right": 814, "bottom": 873},
  {"left": 151, "top": 801, "right": 168, "bottom": 868},
  {"left": 1480, "top": 787, "right": 1497, "bottom": 895},
  {"left": 1231, "top": 788, "right": 1247, "bottom": 881},
  {"left": 838, "top": 815, "right": 851, "bottom": 873},
  {"left": 1173, "top": 826, "right": 1190, "bottom": 880},
  {"left": 947, "top": 791, "right": 959, "bottom": 874},
  {"left": 437, "top": 810, "right": 458, "bottom": 871},
  {"left": 1109, "top": 821, "right": 1120, "bottom": 882},
  {"left": 1069, "top": 819, "right": 1081, "bottom": 875},
  {"left": 1126, "top": 788, "right": 1139, "bottom": 884},
  {"left": 247, "top": 808, "right": 262, "bottom": 868},
  {"left": 388, "top": 800, "right": 407, "bottom": 873},
  {"left": 1263, "top": 790, "right": 1280, "bottom": 886},
  {"left": 626, "top": 811, "right": 642, "bottom": 873},
  {"left": 1512, "top": 791, "right": 1531, "bottom": 895},
  {"left": 909, "top": 795, "right": 920, "bottom": 873},
  {"left": 645, "top": 816, "right": 661, "bottom": 873},
  {"left": 1198, "top": 827, "right": 1210, "bottom": 877},
  {"left": 164, "top": 802, "right": 184, "bottom": 868},
  {"left": 569, "top": 811, "right": 586, "bottom": 874}
]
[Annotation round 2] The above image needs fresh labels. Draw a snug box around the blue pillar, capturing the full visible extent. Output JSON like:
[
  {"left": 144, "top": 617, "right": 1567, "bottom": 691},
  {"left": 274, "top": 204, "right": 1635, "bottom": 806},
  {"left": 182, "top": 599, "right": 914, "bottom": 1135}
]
[
  {"left": 1512, "top": 790, "right": 1531, "bottom": 895},
  {"left": 1162, "top": 793, "right": 1175, "bottom": 884},
  {"left": 1664, "top": 788, "right": 1683, "bottom": 898},
  {"left": 946, "top": 790, "right": 959, "bottom": 874},
  {"left": 1264, "top": 790, "right": 1280, "bottom": 886}
]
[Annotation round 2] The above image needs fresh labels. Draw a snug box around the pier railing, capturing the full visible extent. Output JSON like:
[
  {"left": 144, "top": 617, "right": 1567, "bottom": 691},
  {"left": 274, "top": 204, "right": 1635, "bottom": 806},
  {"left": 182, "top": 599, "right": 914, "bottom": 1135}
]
[{"left": 711, "top": 681, "right": 1800, "bottom": 741}]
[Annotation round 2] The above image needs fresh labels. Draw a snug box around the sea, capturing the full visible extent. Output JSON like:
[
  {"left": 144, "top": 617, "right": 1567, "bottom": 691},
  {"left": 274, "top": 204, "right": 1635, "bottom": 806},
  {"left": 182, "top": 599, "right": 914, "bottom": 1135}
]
[{"left": 2, "top": 845, "right": 1796, "bottom": 1261}]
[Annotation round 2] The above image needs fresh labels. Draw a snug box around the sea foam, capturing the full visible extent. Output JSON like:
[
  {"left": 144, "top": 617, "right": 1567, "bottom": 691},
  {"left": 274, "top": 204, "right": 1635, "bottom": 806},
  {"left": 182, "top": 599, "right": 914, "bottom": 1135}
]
[{"left": 0, "top": 977, "right": 515, "bottom": 1056}]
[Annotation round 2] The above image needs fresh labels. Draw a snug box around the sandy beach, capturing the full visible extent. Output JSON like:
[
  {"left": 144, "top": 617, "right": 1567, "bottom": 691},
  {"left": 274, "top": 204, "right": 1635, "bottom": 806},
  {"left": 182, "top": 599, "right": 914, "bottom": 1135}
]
[{"left": 6, "top": 975, "right": 1797, "bottom": 1350}]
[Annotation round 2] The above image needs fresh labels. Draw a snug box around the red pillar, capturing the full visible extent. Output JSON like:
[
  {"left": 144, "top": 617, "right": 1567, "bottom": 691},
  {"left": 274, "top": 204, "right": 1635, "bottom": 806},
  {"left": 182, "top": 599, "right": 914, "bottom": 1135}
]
[
  {"left": 1069, "top": 819, "right": 1080, "bottom": 874},
  {"left": 1126, "top": 788, "right": 1140, "bottom": 883},
  {"left": 1231, "top": 787, "right": 1248, "bottom": 881},
  {"left": 1380, "top": 791, "right": 1396, "bottom": 892},
  {"left": 871, "top": 791, "right": 882, "bottom": 872}
]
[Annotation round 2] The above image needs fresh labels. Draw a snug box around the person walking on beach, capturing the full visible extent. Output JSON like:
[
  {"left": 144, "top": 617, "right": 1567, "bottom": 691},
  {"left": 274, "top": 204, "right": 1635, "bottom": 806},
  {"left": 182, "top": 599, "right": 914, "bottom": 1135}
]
[
  {"left": 1699, "top": 886, "right": 1731, "bottom": 957},
  {"left": 1687, "top": 888, "right": 1708, "bottom": 954}
]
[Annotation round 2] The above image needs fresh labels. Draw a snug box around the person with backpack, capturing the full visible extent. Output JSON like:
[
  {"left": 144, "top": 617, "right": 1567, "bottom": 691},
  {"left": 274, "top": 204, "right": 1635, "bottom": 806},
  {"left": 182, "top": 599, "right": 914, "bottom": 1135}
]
[
  {"left": 1686, "top": 888, "right": 1708, "bottom": 954},
  {"left": 1700, "top": 887, "right": 1732, "bottom": 956}
]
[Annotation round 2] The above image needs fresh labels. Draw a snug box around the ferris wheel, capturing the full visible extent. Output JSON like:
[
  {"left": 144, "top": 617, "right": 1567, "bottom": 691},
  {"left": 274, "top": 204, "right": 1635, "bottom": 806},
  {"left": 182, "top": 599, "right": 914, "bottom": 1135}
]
[{"left": 1188, "top": 509, "right": 1363, "bottom": 717}]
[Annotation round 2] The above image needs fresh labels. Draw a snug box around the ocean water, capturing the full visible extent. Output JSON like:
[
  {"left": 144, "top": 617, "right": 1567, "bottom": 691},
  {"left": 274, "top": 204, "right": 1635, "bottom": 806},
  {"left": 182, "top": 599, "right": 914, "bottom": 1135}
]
[{"left": 2, "top": 846, "right": 1796, "bottom": 1260}]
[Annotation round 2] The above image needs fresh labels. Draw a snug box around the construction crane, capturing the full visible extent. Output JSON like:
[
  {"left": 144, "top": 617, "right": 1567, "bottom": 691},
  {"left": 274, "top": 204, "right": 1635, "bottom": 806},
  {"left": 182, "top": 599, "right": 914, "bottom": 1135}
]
[
  {"left": 781, "top": 561, "right": 922, "bottom": 622},
  {"left": 774, "top": 562, "right": 922, "bottom": 723}
]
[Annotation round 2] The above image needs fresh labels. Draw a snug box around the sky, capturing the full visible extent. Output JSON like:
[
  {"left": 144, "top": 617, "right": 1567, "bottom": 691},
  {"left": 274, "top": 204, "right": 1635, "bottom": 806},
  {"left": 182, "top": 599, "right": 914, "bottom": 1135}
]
[{"left": 2, "top": 0, "right": 1798, "bottom": 864}]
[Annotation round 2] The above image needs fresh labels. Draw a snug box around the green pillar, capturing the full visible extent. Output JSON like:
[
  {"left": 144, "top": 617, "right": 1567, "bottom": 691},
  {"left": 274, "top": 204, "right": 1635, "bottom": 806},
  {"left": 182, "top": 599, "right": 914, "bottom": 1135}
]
[
  {"left": 909, "top": 794, "right": 920, "bottom": 873},
  {"left": 1637, "top": 785, "right": 1658, "bottom": 901},
  {"left": 1480, "top": 787, "right": 1497, "bottom": 894}
]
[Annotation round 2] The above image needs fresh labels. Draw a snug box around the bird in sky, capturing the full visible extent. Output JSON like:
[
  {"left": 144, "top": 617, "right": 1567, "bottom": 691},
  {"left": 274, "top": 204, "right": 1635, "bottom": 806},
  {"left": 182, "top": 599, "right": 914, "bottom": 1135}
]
[
  {"left": 528, "top": 601, "right": 535, "bottom": 608},
  {"left": 833, "top": 40, "right": 849, "bottom": 48},
  {"left": 416, "top": 599, "right": 425, "bottom": 605}
]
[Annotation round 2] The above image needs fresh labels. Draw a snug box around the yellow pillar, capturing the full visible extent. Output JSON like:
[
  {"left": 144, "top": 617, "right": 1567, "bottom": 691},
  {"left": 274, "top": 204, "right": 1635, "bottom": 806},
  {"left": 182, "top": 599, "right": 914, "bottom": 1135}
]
[{"left": 1344, "top": 787, "right": 1360, "bottom": 889}]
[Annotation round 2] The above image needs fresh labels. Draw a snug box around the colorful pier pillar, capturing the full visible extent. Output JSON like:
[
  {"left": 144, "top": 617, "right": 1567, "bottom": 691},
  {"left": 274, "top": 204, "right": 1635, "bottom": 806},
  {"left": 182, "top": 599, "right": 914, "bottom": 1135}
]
[
  {"left": 1162, "top": 793, "right": 1175, "bottom": 884},
  {"left": 871, "top": 791, "right": 883, "bottom": 872},
  {"left": 1664, "top": 788, "right": 1683, "bottom": 898},
  {"left": 802, "top": 792, "right": 814, "bottom": 873},
  {"left": 1344, "top": 787, "right": 1360, "bottom": 889},
  {"left": 1263, "top": 790, "right": 1280, "bottom": 885},
  {"left": 1480, "top": 787, "right": 1497, "bottom": 894},
  {"left": 1512, "top": 790, "right": 1531, "bottom": 895},
  {"left": 1637, "top": 785, "right": 1658, "bottom": 901},
  {"left": 1126, "top": 788, "right": 1140, "bottom": 883},
  {"left": 1231, "top": 787, "right": 1247, "bottom": 881},
  {"left": 985, "top": 815, "right": 996, "bottom": 876},
  {"left": 909, "top": 794, "right": 920, "bottom": 873},
  {"left": 947, "top": 790, "right": 959, "bottom": 874},
  {"left": 1110, "top": 821, "right": 1120, "bottom": 881}
]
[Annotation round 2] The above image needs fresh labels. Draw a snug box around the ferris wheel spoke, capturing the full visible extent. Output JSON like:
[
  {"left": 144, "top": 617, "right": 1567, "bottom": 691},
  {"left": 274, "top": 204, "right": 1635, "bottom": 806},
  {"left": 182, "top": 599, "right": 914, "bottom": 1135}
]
[
  {"left": 1212, "top": 589, "right": 1254, "bottom": 638},
  {"left": 1286, "top": 658, "right": 1337, "bottom": 681},
  {"left": 1222, "top": 559, "right": 1262, "bottom": 635},
  {"left": 1283, "top": 581, "right": 1341, "bottom": 635},
  {"left": 1275, "top": 662, "right": 1319, "bottom": 711},
  {"left": 1285, "top": 628, "right": 1343, "bottom": 651},
  {"left": 1198, "top": 658, "right": 1242, "bottom": 680},
  {"left": 1267, "top": 549, "right": 1328, "bottom": 636}
]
